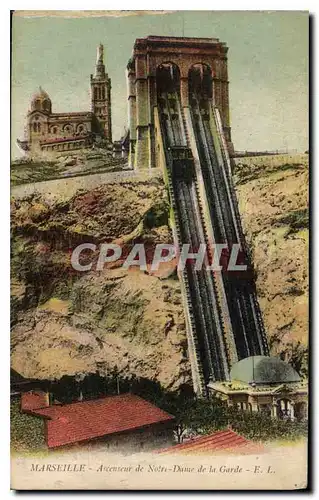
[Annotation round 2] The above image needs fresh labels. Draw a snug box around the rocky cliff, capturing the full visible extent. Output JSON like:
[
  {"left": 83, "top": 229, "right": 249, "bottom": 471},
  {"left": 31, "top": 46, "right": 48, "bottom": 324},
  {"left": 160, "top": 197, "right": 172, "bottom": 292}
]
[
  {"left": 11, "top": 179, "right": 191, "bottom": 390},
  {"left": 11, "top": 153, "right": 309, "bottom": 388},
  {"left": 233, "top": 154, "right": 308, "bottom": 375}
]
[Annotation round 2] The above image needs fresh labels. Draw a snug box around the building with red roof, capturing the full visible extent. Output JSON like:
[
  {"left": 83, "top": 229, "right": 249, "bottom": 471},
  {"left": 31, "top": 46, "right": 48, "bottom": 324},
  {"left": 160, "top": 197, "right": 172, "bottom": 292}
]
[
  {"left": 158, "top": 429, "right": 263, "bottom": 455},
  {"left": 20, "top": 392, "right": 175, "bottom": 452},
  {"left": 20, "top": 390, "right": 49, "bottom": 411}
]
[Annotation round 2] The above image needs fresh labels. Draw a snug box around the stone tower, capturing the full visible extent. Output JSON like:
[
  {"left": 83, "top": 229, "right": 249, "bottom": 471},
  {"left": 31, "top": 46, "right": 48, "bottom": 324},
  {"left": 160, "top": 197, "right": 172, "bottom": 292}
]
[
  {"left": 127, "top": 36, "right": 233, "bottom": 169},
  {"left": 90, "top": 44, "right": 112, "bottom": 143}
]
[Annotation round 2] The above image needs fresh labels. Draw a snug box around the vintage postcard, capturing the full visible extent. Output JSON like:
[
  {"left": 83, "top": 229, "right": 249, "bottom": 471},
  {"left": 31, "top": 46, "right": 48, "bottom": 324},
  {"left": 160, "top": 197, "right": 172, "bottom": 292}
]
[{"left": 10, "top": 10, "right": 309, "bottom": 490}]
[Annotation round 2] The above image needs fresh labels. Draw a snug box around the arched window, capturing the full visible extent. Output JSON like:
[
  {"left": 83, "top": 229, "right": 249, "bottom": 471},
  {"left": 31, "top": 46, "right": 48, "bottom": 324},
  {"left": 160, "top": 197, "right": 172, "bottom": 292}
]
[
  {"left": 94, "top": 88, "right": 98, "bottom": 100},
  {"left": 277, "top": 398, "right": 292, "bottom": 419},
  {"left": 63, "top": 124, "right": 73, "bottom": 135},
  {"left": 43, "top": 99, "right": 51, "bottom": 112},
  {"left": 33, "top": 122, "right": 37, "bottom": 133},
  {"left": 101, "top": 87, "right": 105, "bottom": 100},
  {"left": 188, "top": 63, "right": 213, "bottom": 100},
  {"left": 156, "top": 62, "right": 181, "bottom": 95},
  {"left": 37, "top": 123, "right": 41, "bottom": 133}
]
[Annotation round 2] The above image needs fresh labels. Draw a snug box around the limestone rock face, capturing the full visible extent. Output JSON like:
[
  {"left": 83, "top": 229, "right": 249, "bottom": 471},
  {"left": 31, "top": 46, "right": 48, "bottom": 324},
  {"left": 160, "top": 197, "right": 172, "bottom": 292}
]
[
  {"left": 234, "top": 154, "right": 308, "bottom": 375},
  {"left": 10, "top": 153, "right": 309, "bottom": 387},
  {"left": 11, "top": 180, "right": 191, "bottom": 390},
  {"left": 11, "top": 271, "right": 189, "bottom": 390}
]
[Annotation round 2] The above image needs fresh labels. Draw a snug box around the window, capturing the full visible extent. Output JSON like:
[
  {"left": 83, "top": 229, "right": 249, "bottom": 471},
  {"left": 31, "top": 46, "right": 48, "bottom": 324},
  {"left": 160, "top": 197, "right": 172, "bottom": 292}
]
[
  {"left": 64, "top": 124, "right": 72, "bottom": 135},
  {"left": 32, "top": 122, "right": 41, "bottom": 133},
  {"left": 43, "top": 99, "right": 50, "bottom": 112}
]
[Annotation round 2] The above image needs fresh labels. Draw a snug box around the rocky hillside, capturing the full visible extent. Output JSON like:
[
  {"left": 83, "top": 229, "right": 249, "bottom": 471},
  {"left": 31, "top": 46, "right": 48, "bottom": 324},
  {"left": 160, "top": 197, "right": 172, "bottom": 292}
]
[
  {"left": 11, "top": 148, "right": 127, "bottom": 186},
  {"left": 233, "top": 154, "right": 309, "bottom": 374},
  {"left": 11, "top": 179, "right": 191, "bottom": 390},
  {"left": 10, "top": 153, "right": 309, "bottom": 389}
]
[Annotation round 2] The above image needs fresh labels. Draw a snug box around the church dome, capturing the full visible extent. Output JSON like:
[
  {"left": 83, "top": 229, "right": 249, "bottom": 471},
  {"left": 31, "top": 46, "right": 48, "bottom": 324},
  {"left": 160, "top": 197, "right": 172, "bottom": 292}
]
[
  {"left": 31, "top": 87, "right": 52, "bottom": 114},
  {"left": 230, "top": 356, "right": 301, "bottom": 385}
]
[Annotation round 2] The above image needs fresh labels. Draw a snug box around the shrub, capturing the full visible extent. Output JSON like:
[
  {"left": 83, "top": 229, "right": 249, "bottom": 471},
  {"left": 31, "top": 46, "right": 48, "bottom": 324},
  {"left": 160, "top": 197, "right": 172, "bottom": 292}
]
[{"left": 10, "top": 398, "right": 46, "bottom": 453}]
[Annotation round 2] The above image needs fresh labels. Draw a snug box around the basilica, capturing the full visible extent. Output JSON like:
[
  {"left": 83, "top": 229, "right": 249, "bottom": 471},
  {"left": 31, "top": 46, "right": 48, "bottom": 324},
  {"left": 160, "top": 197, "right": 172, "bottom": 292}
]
[{"left": 17, "top": 44, "right": 112, "bottom": 155}]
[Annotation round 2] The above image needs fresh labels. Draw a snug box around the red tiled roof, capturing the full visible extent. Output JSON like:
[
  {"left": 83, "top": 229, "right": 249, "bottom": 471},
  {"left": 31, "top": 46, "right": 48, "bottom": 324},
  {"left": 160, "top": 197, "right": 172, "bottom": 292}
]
[
  {"left": 27, "top": 393, "right": 175, "bottom": 448},
  {"left": 21, "top": 391, "right": 49, "bottom": 411},
  {"left": 158, "top": 429, "right": 262, "bottom": 455}
]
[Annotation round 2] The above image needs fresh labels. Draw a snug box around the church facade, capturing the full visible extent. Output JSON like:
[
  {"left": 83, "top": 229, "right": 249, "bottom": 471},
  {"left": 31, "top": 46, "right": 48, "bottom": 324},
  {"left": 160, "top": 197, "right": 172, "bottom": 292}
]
[{"left": 17, "top": 44, "right": 112, "bottom": 155}]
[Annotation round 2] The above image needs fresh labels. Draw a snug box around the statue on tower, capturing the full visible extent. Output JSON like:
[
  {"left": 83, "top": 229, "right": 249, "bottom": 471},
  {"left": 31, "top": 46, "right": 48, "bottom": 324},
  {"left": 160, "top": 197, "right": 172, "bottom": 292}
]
[
  {"left": 96, "top": 43, "right": 104, "bottom": 65},
  {"left": 94, "top": 43, "right": 105, "bottom": 79}
]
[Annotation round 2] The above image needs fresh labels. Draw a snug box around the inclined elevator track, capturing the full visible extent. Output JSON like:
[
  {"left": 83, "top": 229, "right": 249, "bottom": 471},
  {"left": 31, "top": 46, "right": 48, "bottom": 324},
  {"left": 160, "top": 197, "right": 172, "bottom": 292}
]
[
  {"left": 157, "top": 87, "right": 269, "bottom": 392},
  {"left": 158, "top": 91, "right": 230, "bottom": 387},
  {"left": 189, "top": 93, "right": 269, "bottom": 358}
]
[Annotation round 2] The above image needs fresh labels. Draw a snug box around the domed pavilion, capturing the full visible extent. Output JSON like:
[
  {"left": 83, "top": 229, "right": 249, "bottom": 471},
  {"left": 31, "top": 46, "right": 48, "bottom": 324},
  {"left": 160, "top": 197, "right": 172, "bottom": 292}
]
[{"left": 208, "top": 356, "right": 308, "bottom": 421}]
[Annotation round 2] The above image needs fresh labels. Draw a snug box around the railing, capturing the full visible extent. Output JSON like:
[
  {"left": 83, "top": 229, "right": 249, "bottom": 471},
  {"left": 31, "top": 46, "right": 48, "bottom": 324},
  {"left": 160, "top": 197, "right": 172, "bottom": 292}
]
[
  {"left": 154, "top": 105, "right": 206, "bottom": 395},
  {"left": 188, "top": 94, "right": 269, "bottom": 359},
  {"left": 232, "top": 149, "right": 298, "bottom": 158},
  {"left": 154, "top": 86, "right": 271, "bottom": 395}
]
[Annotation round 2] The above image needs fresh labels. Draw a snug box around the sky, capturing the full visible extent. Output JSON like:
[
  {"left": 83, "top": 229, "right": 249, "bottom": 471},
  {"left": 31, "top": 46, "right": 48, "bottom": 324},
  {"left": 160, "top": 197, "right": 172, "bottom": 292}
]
[{"left": 11, "top": 11, "right": 309, "bottom": 157}]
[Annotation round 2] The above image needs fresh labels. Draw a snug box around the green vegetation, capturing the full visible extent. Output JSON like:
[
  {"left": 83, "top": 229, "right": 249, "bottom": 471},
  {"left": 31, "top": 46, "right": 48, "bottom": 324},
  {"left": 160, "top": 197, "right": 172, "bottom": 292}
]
[
  {"left": 234, "top": 162, "right": 305, "bottom": 186},
  {"left": 11, "top": 399, "right": 46, "bottom": 454},
  {"left": 152, "top": 392, "right": 308, "bottom": 443},
  {"left": 226, "top": 406, "right": 307, "bottom": 441},
  {"left": 110, "top": 376, "right": 307, "bottom": 443},
  {"left": 11, "top": 161, "right": 64, "bottom": 186},
  {"left": 275, "top": 208, "right": 309, "bottom": 235},
  {"left": 10, "top": 374, "right": 307, "bottom": 455},
  {"left": 144, "top": 200, "right": 170, "bottom": 229},
  {"left": 11, "top": 155, "right": 127, "bottom": 186}
]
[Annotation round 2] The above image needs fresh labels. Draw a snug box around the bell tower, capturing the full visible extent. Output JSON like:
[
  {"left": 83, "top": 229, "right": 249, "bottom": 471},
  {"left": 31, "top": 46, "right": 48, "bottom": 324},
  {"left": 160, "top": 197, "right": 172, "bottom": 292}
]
[{"left": 90, "top": 44, "right": 112, "bottom": 143}]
